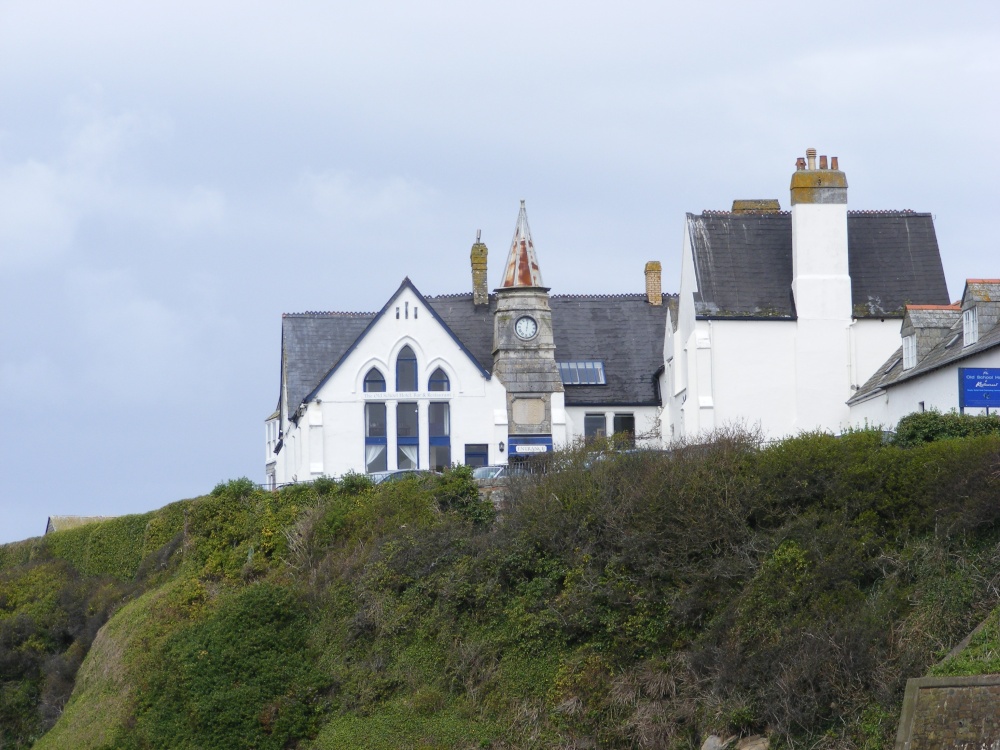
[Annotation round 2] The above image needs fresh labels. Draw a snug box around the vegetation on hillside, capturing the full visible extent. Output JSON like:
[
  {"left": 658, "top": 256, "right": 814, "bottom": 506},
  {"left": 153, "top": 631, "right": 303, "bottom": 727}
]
[{"left": 2, "top": 415, "right": 1000, "bottom": 749}]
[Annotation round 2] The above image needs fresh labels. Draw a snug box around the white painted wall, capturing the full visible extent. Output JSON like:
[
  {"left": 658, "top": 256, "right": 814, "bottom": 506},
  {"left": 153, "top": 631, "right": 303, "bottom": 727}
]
[
  {"left": 850, "top": 348, "right": 1000, "bottom": 429},
  {"left": 666, "top": 208, "right": 912, "bottom": 442},
  {"left": 564, "top": 405, "right": 662, "bottom": 447},
  {"left": 276, "top": 285, "right": 507, "bottom": 482}
]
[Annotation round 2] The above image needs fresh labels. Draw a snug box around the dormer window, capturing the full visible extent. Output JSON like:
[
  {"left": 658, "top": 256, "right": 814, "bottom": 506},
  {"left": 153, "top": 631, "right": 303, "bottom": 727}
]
[
  {"left": 964, "top": 307, "right": 979, "bottom": 346},
  {"left": 902, "top": 335, "right": 917, "bottom": 369}
]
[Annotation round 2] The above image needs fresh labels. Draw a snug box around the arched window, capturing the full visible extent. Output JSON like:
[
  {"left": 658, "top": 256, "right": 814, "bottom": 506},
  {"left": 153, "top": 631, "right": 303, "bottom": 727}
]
[
  {"left": 428, "top": 367, "right": 450, "bottom": 391},
  {"left": 364, "top": 368, "right": 386, "bottom": 392},
  {"left": 396, "top": 346, "right": 417, "bottom": 392}
]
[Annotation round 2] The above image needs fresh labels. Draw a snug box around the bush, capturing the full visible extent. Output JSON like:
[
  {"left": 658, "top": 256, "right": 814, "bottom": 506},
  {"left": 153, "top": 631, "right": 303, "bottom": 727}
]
[{"left": 894, "top": 410, "right": 1000, "bottom": 447}]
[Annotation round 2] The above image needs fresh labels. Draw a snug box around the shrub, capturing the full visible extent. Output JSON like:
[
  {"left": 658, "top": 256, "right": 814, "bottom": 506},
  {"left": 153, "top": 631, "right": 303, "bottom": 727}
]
[{"left": 894, "top": 410, "right": 1000, "bottom": 447}]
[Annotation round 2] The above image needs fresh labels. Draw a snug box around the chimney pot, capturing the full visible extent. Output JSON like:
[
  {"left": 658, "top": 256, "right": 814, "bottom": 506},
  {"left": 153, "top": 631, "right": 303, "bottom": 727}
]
[
  {"left": 644, "top": 261, "right": 662, "bottom": 306},
  {"left": 796, "top": 157, "right": 806, "bottom": 171},
  {"left": 819, "top": 155, "right": 828, "bottom": 169},
  {"left": 831, "top": 156, "right": 839, "bottom": 170},
  {"left": 806, "top": 148, "right": 817, "bottom": 170}
]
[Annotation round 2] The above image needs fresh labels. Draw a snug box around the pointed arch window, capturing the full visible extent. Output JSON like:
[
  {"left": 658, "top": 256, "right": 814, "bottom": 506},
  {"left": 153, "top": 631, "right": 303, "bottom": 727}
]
[
  {"left": 428, "top": 367, "right": 450, "bottom": 391},
  {"left": 396, "top": 346, "right": 417, "bottom": 392},
  {"left": 364, "top": 368, "right": 386, "bottom": 392}
]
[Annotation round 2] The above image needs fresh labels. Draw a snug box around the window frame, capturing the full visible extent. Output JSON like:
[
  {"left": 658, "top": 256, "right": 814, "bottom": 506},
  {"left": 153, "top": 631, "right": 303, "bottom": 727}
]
[
  {"left": 964, "top": 307, "right": 979, "bottom": 346},
  {"left": 364, "top": 367, "right": 386, "bottom": 392},
  {"left": 428, "top": 367, "right": 450, "bottom": 392},
  {"left": 902, "top": 334, "right": 917, "bottom": 369},
  {"left": 396, "top": 346, "right": 418, "bottom": 392}
]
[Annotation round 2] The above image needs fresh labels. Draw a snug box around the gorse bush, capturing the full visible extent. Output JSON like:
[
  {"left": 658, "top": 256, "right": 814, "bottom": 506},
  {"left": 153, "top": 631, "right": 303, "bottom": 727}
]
[{"left": 5, "top": 428, "right": 1000, "bottom": 749}]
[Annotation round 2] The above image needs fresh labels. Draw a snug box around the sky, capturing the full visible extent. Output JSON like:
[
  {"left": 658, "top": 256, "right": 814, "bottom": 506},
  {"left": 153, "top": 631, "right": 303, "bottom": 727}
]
[{"left": 2, "top": 0, "right": 999, "bottom": 544}]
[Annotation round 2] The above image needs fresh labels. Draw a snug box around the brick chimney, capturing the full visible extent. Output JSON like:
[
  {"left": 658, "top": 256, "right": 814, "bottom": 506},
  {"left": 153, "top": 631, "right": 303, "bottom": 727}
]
[
  {"left": 645, "top": 261, "right": 662, "bottom": 305},
  {"left": 471, "top": 230, "right": 488, "bottom": 306}
]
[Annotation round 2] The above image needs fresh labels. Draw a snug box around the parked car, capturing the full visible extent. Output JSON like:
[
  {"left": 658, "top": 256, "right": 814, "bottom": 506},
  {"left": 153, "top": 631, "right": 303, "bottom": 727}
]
[
  {"left": 368, "top": 469, "right": 440, "bottom": 485},
  {"left": 471, "top": 465, "right": 508, "bottom": 481}
]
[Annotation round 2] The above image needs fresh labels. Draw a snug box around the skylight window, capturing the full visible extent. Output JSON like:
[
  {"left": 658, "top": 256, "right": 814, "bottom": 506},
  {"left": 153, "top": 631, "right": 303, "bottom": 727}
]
[{"left": 558, "top": 361, "right": 606, "bottom": 386}]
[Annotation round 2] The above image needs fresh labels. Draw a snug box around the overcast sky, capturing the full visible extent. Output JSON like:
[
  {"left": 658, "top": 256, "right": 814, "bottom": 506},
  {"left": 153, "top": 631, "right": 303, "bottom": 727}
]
[{"left": 2, "top": 1, "right": 998, "bottom": 544}]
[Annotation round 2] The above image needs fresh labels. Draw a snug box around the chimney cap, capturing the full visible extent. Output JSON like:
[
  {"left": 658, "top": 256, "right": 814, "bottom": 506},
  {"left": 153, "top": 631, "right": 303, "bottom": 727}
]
[{"left": 732, "top": 199, "right": 781, "bottom": 214}]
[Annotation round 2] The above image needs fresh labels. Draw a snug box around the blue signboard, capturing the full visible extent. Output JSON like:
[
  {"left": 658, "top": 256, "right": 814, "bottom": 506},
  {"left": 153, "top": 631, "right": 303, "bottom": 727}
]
[
  {"left": 507, "top": 434, "right": 553, "bottom": 455},
  {"left": 959, "top": 368, "right": 1000, "bottom": 408}
]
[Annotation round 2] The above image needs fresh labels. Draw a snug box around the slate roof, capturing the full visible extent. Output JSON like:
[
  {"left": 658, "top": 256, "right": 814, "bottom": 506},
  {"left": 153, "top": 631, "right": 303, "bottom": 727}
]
[
  {"left": 687, "top": 211, "right": 949, "bottom": 319},
  {"left": 850, "top": 303, "right": 1000, "bottom": 404},
  {"left": 278, "top": 288, "right": 674, "bottom": 415},
  {"left": 281, "top": 311, "right": 375, "bottom": 418},
  {"left": 550, "top": 294, "right": 669, "bottom": 406}
]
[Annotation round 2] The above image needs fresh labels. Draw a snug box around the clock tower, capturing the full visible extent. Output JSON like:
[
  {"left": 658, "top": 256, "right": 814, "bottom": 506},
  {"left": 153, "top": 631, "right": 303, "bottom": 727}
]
[{"left": 493, "top": 201, "right": 564, "bottom": 456}]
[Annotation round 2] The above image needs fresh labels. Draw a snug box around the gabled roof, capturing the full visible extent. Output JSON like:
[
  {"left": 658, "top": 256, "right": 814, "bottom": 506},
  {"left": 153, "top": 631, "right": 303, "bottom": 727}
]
[
  {"left": 903, "top": 304, "right": 961, "bottom": 332},
  {"left": 428, "top": 292, "right": 671, "bottom": 405},
  {"left": 850, "top": 297, "right": 1000, "bottom": 404},
  {"left": 281, "top": 279, "right": 492, "bottom": 416},
  {"left": 281, "top": 311, "right": 375, "bottom": 419},
  {"left": 687, "top": 211, "right": 949, "bottom": 319},
  {"left": 279, "top": 288, "right": 675, "bottom": 415},
  {"left": 550, "top": 294, "right": 669, "bottom": 406}
]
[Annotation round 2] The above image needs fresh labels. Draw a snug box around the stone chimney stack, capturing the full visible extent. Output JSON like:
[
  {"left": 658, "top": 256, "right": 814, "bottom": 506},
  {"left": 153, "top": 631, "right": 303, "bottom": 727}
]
[
  {"left": 644, "top": 261, "right": 662, "bottom": 305},
  {"left": 471, "top": 230, "right": 488, "bottom": 306}
]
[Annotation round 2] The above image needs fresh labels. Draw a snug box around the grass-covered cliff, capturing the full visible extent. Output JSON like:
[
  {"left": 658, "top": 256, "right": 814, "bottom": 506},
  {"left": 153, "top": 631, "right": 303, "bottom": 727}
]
[{"left": 4, "top": 418, "right": 1000, "bottom": 749}]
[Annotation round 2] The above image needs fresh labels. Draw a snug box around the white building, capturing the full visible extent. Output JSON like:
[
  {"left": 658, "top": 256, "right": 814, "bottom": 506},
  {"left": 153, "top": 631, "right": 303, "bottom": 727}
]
[
  {"left": 266, "top": 202, "right": 673, "bottom": 486},
  {"left": 849, "top": 280, "right": 1000, "bottom": 426},
  {"left": 665, "top": 149, "right": 950, "bottom": 441}
]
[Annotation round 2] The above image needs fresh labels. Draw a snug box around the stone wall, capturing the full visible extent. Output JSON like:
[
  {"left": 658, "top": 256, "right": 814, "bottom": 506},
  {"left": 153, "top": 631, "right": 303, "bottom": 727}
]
[{"left": 895, "top": 675, "right": 1000, "bottom": 750}]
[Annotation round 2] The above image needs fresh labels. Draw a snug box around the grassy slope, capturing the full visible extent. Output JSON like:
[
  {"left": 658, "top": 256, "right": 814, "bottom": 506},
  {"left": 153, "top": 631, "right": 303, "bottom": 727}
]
[{"left": 3, "top": 428, "right": 1000, "bottom": 749}]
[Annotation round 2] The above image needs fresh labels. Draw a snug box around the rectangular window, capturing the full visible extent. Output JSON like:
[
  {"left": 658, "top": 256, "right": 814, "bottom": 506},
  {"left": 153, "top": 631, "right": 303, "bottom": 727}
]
[
  {"left": 365, "top": 402, "right": 387, "bottom": 473},
  {"left": 430, "top": 445, "right": 451, "bottom": 472},
  {"left": 613, "top": 413, "right": 636, "bottom": 446},
  {"left": 397, "top": 402, "right": 418, "bottom": 437},
  {"left": 584, "top": 413, "right": 606, "bottom": 441},
  {"left": 397, "top": 402, "right": 418, "bottom": 470},
  {"left": 365, "top": 403, "right": 386, "bottom": 438},
  {"left": 902, "top": 334, "right": 917, "bottom": 369},
  {"left": 964, "top": 307, "right": 979, "bottom": 346},
  {"left": 464, "top": 444, "right": 488, "bottom": 467},
  {"left": 429, "top": 403, "right": 449, "bottom": 437},
  {"left": 429, "top": 402, "right": 450, "bottom": 472},
  {"left": 366, "top": 445, "right": 387, "bottom": 473}
]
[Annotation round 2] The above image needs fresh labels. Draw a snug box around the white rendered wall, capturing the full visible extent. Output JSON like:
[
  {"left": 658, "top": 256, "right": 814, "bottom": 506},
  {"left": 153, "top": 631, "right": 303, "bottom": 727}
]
[
  {"left": 276, "top": 285, "right": 508, "bottom": 482},
  {"left": 707, "top": 320, "right": 798, "bottom": 437},
  {"left": 564, "top": 405, "right": 662, "bottom": 447},
  {"left": 791, "top": 203, "right": 851, "bottom": 321},
  {"left": 850, "top": 348, "right": 1000, "bottom": 430},
  {"left": 850, "top": 318, "right": 905, "bottom": 390}
]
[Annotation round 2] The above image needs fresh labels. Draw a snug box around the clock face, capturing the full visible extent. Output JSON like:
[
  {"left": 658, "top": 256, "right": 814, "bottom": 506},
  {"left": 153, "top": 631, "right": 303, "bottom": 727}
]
[{"left": 514, "top": 316, "right": 538, "bottom": 340}]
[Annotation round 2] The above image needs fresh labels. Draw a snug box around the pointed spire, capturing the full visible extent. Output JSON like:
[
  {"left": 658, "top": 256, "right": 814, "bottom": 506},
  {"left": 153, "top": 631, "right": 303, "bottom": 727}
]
[{"left": 500, "top": 200, "right": 544, "bottom": 288}]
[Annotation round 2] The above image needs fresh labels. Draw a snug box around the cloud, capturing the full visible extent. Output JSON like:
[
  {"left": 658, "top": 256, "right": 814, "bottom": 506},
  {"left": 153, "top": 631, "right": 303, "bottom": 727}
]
[
  {"left": 301, "top": 170, "right": 438, "bottom": 223},
  {"left": 173, "top": 186, "right": 227, "bottom": 231},
  {"left": 0, "top": 160, "right": 79, "bottom": 267}
]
